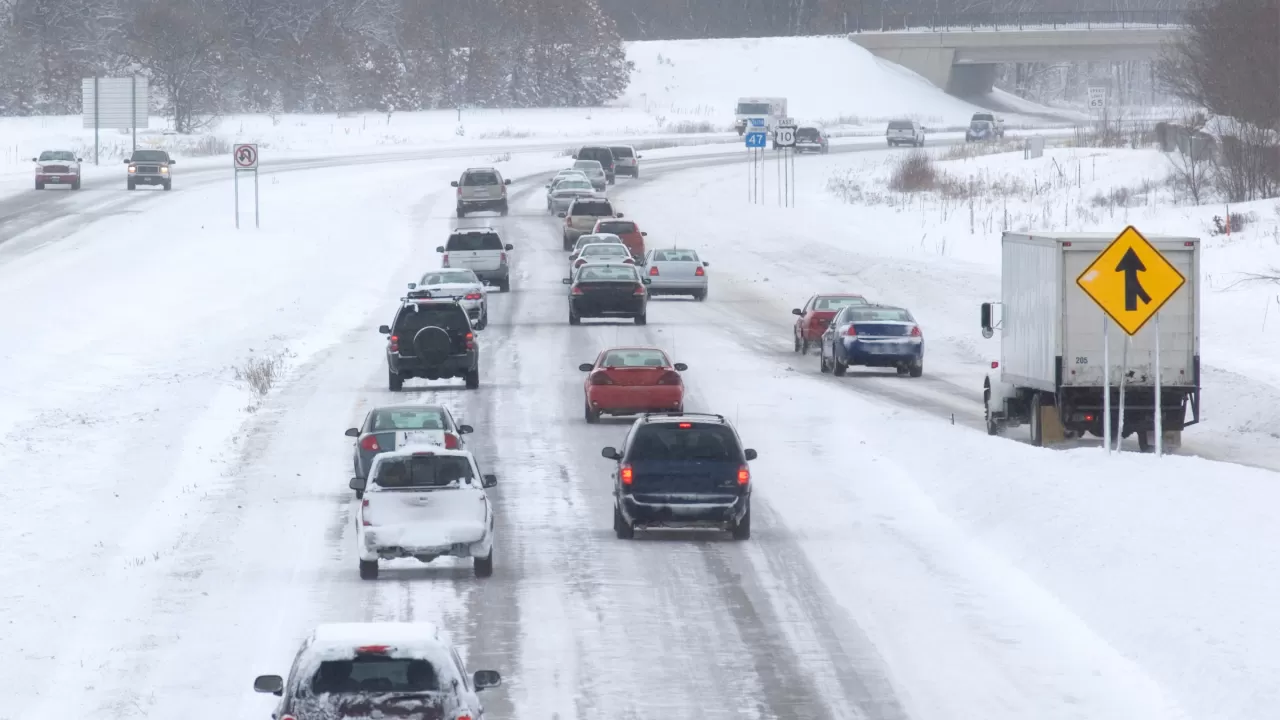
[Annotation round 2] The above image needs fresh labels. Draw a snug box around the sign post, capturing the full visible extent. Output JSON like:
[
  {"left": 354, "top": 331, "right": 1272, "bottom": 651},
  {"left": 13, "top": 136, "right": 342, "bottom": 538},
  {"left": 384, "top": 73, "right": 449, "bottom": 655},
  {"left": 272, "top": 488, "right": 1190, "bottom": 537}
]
[
  {"left": 82, "top": 76, "right": 149, "bottom": 166},
  {"left": 1075, "top": 225, "right": 1186, "bottom": 455},
  {"left": 774, "top": 124, "right": 796, "bottom": 208},
  {"left": 233, "top": 143, "right": 260, "bottom": 229},
  {"left": 745, "top": 118, "right": 767, "bottom": 205}
]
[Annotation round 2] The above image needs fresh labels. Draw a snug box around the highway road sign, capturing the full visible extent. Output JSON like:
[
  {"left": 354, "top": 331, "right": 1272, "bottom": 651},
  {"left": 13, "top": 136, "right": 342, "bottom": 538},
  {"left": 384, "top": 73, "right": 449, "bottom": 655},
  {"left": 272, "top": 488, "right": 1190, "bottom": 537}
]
[
  {"left": 745, "top": 131, "right": 767, "bottom": 148},
  {"left": 748, "top": 117, "right": 765, "bottom": 128},
  {"left": 774, "top": 125, "right": 796, "bottom": 147},
  {"left": 234, "top": 143, "right": 259, "bottom": 169},
  {"left": 1076, "top": 225, "right": 1185, "bottom": 335},
  {"left": 1088, "top": 87, "right": 1107, "bottom": 109}
]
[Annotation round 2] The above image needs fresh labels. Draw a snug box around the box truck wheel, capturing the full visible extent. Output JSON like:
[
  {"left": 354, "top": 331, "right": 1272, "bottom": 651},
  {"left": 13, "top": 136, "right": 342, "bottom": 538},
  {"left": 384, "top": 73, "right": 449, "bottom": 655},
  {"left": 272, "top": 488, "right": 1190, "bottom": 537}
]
[
  {"left": 1029, "top": 394, "right": 1044, "bottom": 447},
  {"left": 1137, "top": 430, "right": 1152, "bottom": 453}
]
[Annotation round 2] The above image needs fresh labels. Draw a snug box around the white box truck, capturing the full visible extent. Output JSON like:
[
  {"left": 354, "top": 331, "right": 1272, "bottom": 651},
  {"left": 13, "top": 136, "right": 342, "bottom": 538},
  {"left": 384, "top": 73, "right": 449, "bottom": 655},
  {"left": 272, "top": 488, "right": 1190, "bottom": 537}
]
[
  {"left": 734, "top": 97, "right": 787, "bottom": 138},
  {"left": 979, "top": 232, "right": 1201, "bottom": 451}
]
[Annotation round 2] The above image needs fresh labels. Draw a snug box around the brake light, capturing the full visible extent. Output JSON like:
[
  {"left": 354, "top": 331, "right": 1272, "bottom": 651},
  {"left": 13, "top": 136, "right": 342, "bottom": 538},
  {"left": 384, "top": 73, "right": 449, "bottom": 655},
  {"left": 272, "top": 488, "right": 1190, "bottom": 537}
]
[
  {"left": 845, "top": 325, "right": 858, "bottom": 337},
  {"left": 649, "top": 265, "right": 659, "bottom": 276},
  {"left": 360, "top": 435, "right": 380, "bottom": 452},
  {"left": 632, "top": 284, "right": 646, "bottom": 296},
  {"left": 457, "top": 715, "right": 473, "bottom": 720},
  {"left": 1084, "top": 414, "right": 1095, "bottom": 422},
  {"left": 620, "top": 464, "right": 633, "bottom": 485},
  {"left": 464, "top": 292, "right": 482, "bottom": 300},
  {"left": 571, "top": 286, "right": 584, "bottom": 295},
  {"left": 361, "top": 498, "right": 370, "bottom": 525},
  {"left": 281, "top": 715, "right": 297, "bottom": 720},
  {"left": 910, "top": 326, "right": 922, "bottom": 337},
  {"left": 356, "top": 645, "right": 390, "bottom": 654},
  {"left": 695, "top": 266, "right": 705, "bottom": 276},
  {"left": 444, "top": 433, "right": 459, "bottom": 449},
  {"left": 412, "top": 451, "right": 435, "bottom": 456},
  {"left": 737, "top": 465, "right": 750, "bottom": 485},
  {"left": 456, "top": 186, "right": 461, "bottom": 196},
  {"left": 499, "top": 252, "right": 507, "bottom": 264},
  {"left": 465, "top": 332, "right": 474, "bottom": 350},
  {"left": 677, "top": 422, "right": 692, "bottom": 428},
  {"left": 389, "top": 335, "right": 399, "bottom": 352},
  {"left": 441, "top": 253, "right": 449, "bottom": 267},
  {"left": 657, "top": 371, "right": 682, "bottom": 385},
  {"left": 591, "top": 372, "right": 614, "bottom": 385},
  {"left": 991, "top": 361, "right": 999, "bottom": 368},
  {"left": 566, "top": 215, "right": 572, "bottom": 225}
]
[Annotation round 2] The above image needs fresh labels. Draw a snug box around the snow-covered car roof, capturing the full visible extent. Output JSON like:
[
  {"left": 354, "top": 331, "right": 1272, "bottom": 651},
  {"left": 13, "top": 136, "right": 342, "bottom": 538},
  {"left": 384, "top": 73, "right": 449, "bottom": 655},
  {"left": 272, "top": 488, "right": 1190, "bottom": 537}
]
[{"left": 298, "top": 623, "right": 461, "bottom": 683}]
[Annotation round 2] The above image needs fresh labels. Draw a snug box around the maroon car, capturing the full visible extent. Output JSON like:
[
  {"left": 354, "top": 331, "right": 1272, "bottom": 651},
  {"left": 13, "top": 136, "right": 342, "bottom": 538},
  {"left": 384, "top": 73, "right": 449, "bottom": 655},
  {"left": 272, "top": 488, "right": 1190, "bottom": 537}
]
[
  {"left": 792, "top": 294, "right": 868, "bottom": 353},
  {"left": 34, "top": 150, "right": 82, "bottom": 190}
]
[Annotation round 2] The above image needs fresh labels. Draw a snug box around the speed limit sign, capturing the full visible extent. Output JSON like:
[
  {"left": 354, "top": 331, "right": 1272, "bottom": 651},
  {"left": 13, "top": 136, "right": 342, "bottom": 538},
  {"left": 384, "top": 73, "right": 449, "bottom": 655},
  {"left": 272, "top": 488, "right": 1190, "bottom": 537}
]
[{"left": 775, "top": 125, "right": 797, "bottom": 147}]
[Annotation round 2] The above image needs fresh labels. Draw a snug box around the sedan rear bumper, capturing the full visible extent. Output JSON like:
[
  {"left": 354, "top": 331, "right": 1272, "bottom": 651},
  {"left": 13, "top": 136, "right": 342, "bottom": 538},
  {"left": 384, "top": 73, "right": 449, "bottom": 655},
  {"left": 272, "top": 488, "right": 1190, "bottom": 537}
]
[
  {"left": 587, "top": 385, "right": 682, "bottom": 413},
  {"left": 570, "top": 297, "right": 645, "bottom": 318},
  {"left": 839, "top": 338, "right": 923, "bottom": 367}
]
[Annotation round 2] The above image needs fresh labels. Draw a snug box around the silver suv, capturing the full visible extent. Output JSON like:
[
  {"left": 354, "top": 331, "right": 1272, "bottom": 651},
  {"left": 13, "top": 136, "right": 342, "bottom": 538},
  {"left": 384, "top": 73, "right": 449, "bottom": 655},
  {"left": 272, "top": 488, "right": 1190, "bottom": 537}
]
[{"left": 452, "top": 167, "right": 510, "bottom": 218}]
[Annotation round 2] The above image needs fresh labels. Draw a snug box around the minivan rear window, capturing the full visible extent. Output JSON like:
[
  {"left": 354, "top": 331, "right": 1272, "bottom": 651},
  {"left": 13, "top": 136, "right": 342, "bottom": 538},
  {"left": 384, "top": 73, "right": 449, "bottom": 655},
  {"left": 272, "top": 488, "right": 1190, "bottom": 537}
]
[
  {"left": 629, "top": 424, "right": 740, "bottom": 462},
  {"left": 595, "top": 221, "right": 635, "bottom": 234},
  {"left": 312, "top": 656, "right": 440, "bottom": 694},
  {"left": 463, "top": 172, "right": 499, "bottom": 185},
  {"left": 609, "top": 146, "right": 634, "bottom": 158},
  {"left": 446, "top": 233, "right": 503, "bottom": 251},
  {"left": 373, "top": 454, "right": 474, "bottom": 488},
  {"left": 572, "top": 201, "right": 614, "bottom": 216}
]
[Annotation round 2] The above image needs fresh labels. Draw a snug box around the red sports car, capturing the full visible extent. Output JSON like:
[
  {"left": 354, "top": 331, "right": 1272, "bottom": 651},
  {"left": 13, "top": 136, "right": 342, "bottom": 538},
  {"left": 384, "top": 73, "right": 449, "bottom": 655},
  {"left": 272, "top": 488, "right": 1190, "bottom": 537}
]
[
  {"left": 579, "top": 347, "right": 687, "bottom": 423},
  {"left": 792, "top": 293, "right": 868, "bottom": 354}
]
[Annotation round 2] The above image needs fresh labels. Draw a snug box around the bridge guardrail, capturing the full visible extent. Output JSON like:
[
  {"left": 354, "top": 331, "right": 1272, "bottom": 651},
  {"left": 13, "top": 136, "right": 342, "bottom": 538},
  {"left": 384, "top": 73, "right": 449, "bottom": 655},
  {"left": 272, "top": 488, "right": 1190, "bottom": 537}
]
[{"left": 858, "top": 10, "right": 1185, "bottom": 32}]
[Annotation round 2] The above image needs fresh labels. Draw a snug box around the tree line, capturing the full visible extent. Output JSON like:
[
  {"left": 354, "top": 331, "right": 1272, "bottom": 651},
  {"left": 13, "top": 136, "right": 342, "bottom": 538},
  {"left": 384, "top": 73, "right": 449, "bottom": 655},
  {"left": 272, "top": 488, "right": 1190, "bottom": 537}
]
[{"left": 0, "top": 0, "right": 632, "bottom": 129}]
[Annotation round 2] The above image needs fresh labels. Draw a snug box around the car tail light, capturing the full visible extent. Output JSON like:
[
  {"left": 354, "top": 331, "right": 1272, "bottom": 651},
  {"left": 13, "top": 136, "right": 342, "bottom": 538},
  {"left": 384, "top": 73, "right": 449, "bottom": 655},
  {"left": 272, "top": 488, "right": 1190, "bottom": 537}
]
[
  {"left": 632, "top": 284, "right": 645, "bottom": 296},
  {"left": 456, "top": 186, "right": 462, "bottom": 196},
  {"left": 657, "top": 370, "right": 682, "bottom": 385},
  {"left": 281, "top": 715, "right": 297, "bottom": 720},
  {"left": 677, "top": 422, "right": 692, "bottom": 428},
  {"left": 389, "top": 335, "right": 399, "bottom": 352},
  {"left": 443, "top": 433, "right": 460, "bottom": 449},
  {"left": 571, "top": 286, "right": 584, "bottom": 295},
  {"left": 465, "top": 332, "right": 475, "bottom": 350},
  {"left": 361, "top": 499, "right": 371, "bottom": 525},
  {"left": 464, "top": 292, "right": 482, "bottom": 300},
  {"left": 1084, "top": 413, "right": 1095, "bottom": 422},
  {"left": 695, "top": 266, "right": 705, "bottom": 276},
  {"left": 457, "top": 715, "right": 473, "bottom": 720},
  {"left": 910, "top": 325, "right": 922, "bottom": 337},
  {"left": 845, "top": 325, "right": 858, "bottom": 337},
  {"left": 566, "top": 215, "right": 572, "bottom": 225},
  {"left": 737, "top": 465, "right": 750, "bottom": 485},
  {"left": 360, "top": 435, "right": 380, "bottom": 452},
  {"left": 591, "top": 372, "right": 614, "bottom": 385},
  {"left": 356, "top": 645, "right": 390, "bottom": 654},
  {"left": 991, "top": 361, "right": 999, "bottom": 368},
  {"left": 499, "top": 252, "right": 507, "bottom": 264},
  {"left": 620, "top": 464, "right": 633, "bottom": 485},
  {"left": 649, "top": 266, "right": 659, "bottom": 276},
  {"left": 441, "top": 253, "right": 449, "bottom": 267}
]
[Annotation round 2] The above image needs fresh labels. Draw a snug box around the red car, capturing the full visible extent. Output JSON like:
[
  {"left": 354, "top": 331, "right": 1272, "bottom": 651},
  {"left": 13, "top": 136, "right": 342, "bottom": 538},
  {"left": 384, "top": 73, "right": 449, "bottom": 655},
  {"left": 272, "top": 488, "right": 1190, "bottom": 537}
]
[
  {"left": 579, "top": 347, "right": 687, "bottom": 423},
  {"left": 792, "top": 294, "right": 869, "bottom": 353},
  {"left": 592, "top": 218, "right": 647, "bottom": 260}
]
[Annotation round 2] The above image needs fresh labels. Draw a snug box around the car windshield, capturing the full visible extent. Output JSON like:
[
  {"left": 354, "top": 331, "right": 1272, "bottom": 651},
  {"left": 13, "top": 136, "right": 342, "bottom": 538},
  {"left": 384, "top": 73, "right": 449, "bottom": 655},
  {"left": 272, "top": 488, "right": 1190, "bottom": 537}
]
[
  {"left": 654, "top": 249, "right": 699, "bottom": 262},
  {"left": 463, "top": 171, "right": 499, "bottom": 185},
  {"left": 39, "top": 151, "right": 76, "bottom": 161},
  {"left": 582, "top": 245, "right": 626, "bottom": 256},
  {"left": 970, "top": 121, "right": 992, "bottom": 131},
  {"left": 737, "top": 102, "right": 770, "bottom": 114},
  {"left": 595, "top": 221, "right": 635, "bottom": 234},
  {"left": 420, "top": 270, "right": 477, "bottom": 286},
  {"left": 577, "top": 265, "right": 638, "bottom": 282},
  {"left": 630, "top": 424, "right": 739, "bottom": 462},
  {"left": 445, "top": 232, "right": 502, "bottom": 251},
  {"left": 370, "top": 408, "right": 447, "bottom": 431},
  {"left": 373, "top": 454, "right": 474, "bottom": 488},
  {"left": 847, "top": 307, "right": 914, "bottom": 322},
  {"left": 395, "top": 305, "right": 470, "bottom": 334},
  {"left": 311, "top": 656, "right": 441, "bottom": 694},
  {"left": 131, "top": 150, "right": 168, "bottom": 162},
  {"left": 571, "top": 202, "right": 613, "bottom": 216},
  {"left": 600, "top": 349, "right": 668, "bottom": 367},
  {"left": 813, "top": 296, "right": 867, "bottom": 310},
  {"left": 609, "top": 146, "right": 634, "bottom": 158}
]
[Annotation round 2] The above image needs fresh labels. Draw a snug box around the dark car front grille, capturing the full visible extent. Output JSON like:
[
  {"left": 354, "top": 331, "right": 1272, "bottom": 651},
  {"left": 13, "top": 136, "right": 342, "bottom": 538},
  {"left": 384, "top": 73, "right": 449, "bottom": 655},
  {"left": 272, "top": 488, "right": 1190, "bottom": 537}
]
[{"left": 136, "top": 165, "right": 160, "bottom": 174}]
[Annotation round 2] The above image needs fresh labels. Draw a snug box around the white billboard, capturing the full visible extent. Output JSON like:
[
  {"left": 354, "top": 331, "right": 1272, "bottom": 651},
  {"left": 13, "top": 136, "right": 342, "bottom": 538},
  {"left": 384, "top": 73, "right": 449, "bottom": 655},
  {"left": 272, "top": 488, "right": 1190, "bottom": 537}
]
[{"left": 82, "top": 77, "right": 149, "bottom": 130}]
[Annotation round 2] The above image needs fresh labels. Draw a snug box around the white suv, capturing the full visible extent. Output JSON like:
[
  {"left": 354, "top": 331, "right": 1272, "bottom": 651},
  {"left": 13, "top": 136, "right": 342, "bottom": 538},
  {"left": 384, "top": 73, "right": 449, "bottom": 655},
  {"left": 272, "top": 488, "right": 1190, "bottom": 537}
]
[
  {"left": 886, "top": 119, "right": 925, "bottom": 147},
  {"left": 253, "top": 622, "right": 502, "bottom": 720},
  {"left": 350, "top": 448, "right": 497, "bottom": 579}
]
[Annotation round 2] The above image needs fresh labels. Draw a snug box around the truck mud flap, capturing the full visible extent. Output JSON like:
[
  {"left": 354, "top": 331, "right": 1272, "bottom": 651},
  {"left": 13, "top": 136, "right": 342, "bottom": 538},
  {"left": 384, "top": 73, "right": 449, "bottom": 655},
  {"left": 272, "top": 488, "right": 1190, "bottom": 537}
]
[{"left": 1038, "top": 402, "right": 1066, "bottom": 445}]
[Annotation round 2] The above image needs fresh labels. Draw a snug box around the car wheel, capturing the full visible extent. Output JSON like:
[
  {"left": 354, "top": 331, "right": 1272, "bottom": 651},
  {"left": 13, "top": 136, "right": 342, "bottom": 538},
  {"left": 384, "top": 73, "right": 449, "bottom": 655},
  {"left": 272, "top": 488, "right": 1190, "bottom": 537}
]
[
  {"left": 127, "top": 180, "right": 136, "bottom": 190},
  {"left": 634, "top": 169, "right": 640, "bottom": 179},
  {"left": 833, "top": 354, "right": 848, "bottom": 376},
  {"left": 464, "top": 368, "right": 480, "bottom": 390},
  {"left": 359, "top": 560, "right": 379, "bottom": 580},
  {"left": 163, "top": 181, "right": 172, "bottom": 191},
  {"left": 585, "top": 402, "right": 599, "bottom": 424},
  {"left": 887, "top": 141, "right": 893, "bottom": 148},
  {"left": 456, "top": 207, "right": 466, "bottom": 218},
  {"left": 71, "top": 179, "right": 81, "bottom": 190},
  {"left": 910, "top": 358, "right": 923, "bottom": 378},
  {"left": 563, "top": 235, "right": 574, "bottom": 251},
  {"left": 613, "top": 506, "right": 634, "bottom": 539},
  {"left": 499, "top": 202, "right": 508, "bottom": 216},
  {"left": 388, "top": 369, "right": 403, "bottom": 391},
  {"left": 694, "top": 290, "right": 706, "bottom": 301},
  {"left": 800, "top": 338, "right": 809, "bottom": 354},
  {"left": 35, "top": 180, "right": 44, "bottom": 190},
  {"left": 731, "top": 506, "right": 751, "bottom": 540},
  {"left": 634, "top": 312, "right": 647, "bottom": 325},
  {"left": 498, "top": 278, "right": 510, "bottom": 293},
  {"left": 819, "top": 346, "right": 830, "bottom": 373},
  {"left": 569, "top": 310, "right": 581, "bottom": 325},
  {"left": 474, "top": 550, "right": 494, "bottom": 578}
]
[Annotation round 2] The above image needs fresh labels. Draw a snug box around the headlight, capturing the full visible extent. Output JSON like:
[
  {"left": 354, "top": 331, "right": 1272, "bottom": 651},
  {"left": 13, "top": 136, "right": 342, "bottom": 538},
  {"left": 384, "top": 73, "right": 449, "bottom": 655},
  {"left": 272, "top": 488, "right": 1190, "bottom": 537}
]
[
  {"left": 160, "top": 166, "right": 169, "bottom": 173},
  {"left": 128, "top": 165, "right": 136, "bottom": 173}
]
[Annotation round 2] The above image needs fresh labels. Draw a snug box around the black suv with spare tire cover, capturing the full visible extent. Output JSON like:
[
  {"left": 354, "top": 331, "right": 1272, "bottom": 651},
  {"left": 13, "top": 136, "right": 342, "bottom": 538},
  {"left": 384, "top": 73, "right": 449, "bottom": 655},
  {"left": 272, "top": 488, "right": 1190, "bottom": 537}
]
[{"left": 380, "top": 291, "right": 480, "bottom": 391}]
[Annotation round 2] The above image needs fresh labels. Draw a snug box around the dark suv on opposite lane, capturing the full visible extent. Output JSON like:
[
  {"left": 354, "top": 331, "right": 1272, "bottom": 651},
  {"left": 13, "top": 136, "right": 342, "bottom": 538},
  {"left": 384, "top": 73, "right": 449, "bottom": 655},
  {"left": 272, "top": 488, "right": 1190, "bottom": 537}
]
[
  {"left": 125, "top": 149, "right": 175, "bottom": 190},
  {"left": 380, "top": 292, "right": 480, "bottom": 390},
  {"left": 602, "top": 413, "right": 757, "bottom": 540}
]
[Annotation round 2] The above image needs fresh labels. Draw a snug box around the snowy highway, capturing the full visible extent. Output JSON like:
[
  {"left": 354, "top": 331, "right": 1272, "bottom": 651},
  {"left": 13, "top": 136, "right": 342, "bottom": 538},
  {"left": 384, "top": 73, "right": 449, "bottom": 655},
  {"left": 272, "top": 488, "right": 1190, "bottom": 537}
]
[{"left": 4, "top": 137, "right": 1277, "bottom": 720}]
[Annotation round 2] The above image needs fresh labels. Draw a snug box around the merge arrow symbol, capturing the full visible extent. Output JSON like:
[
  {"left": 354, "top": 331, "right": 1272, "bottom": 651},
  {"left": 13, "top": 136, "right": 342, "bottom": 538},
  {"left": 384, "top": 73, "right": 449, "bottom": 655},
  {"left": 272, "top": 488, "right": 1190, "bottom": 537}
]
[{"left": 1115, "top": 247, "right": 1151, "bottom": 311}]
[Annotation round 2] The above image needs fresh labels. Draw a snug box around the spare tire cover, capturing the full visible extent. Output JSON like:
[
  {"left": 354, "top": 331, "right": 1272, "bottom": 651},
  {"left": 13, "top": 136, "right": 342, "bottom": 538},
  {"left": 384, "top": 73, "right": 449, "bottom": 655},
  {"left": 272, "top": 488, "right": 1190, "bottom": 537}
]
[{"left": 413, "top": 327, "right": 453, "bottom": 365}]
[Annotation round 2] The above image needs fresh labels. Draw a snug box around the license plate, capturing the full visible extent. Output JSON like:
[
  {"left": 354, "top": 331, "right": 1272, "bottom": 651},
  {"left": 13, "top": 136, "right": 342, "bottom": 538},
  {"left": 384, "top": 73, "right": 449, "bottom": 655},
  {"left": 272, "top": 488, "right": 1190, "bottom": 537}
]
[
  {"left": 51, "top": 177, "right": 61, "bottom": 183},
  {"left": 865, "top": 343, "right": 902, "bottom": 354}
]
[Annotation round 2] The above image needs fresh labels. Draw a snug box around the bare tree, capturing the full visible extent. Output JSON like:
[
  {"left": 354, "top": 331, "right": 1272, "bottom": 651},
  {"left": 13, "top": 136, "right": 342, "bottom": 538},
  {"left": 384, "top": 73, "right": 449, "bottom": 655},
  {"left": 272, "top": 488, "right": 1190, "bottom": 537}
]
[{"left": 122, "top": 0, "right": 225, "bottom": 132}]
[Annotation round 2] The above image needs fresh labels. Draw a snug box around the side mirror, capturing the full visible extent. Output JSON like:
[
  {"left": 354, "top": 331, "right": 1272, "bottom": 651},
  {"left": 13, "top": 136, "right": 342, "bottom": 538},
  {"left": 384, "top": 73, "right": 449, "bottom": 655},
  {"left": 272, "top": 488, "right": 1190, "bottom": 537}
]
[
  {"left": 601, "top": 447, "right": 620, "bottom": 461},
  {"left": 504, "top": 244, "right": 513, "bottom": 251},
  {"left": 637, "top": 154, "right": 643, "bottom": 159},
  {"left": 640, "top": 231, "right": 648, "bottom": 236},
  {"left": 980, "top": 302, "right": 993, "bottom": 338},
  {"left": 169, "top": 160, "right": 176, "bottom": 165},
  {"left": 673, "top": 363, "right": 688, "bottom": 371},
  {"left": 31, "top": 157, "right": 37, "bottom": 162},
  {"left": 482, "top": 474, "right": 498, "bottom": 488},
  {"left": 435, "top": 246, "right": 445, "bottom": 253},
  {"left": 703, "top": 261, "right": 709, "bottom": 266},
  {"left": 378, "top": 325, "right": 391, "bottom": 334},
  {"left": 473, "top": 670, "right": 502, "bottom": 690},
  {"left": 407, "top": 282, "right": 417, "bottom": 289},
  {"left": 450, "top": 181, "right": 459, "bottom": 187},
  {"left": 345, "top": 427, "right": 359, "bottom": 438},
  {"left": 545, "top": 184, "right": 552, "bottom": 188},
  {"left": 77, "top": 157, "right": 83, "bottom": 162},
  {"left": 458, "top": 424, "right": 474, "bottom": 434},
  {"left": 616, "top": 212, "right": 624, "bottom": 218},
  {"left": 504, "top": 179, "right": 511, "bottom": 185},
  {"left": 562, "top": 278, "right": 572, "bottom": 285},
  {"left": 579, "top": 363, "right": 594, "bottom": 371},
  {"left": 253, "top": 675, "right": 284, "bottom": 696},
  {"left": 557, "top": 212, "right": 567, "bottom": 218},
  {"left": 642, "top": 278, "right": 652, "bottom": 285},
  {"left": 349, "top": 477, "right": 367, "bottom": 491},
  {"left": 123, "top": 158, "right": 131, "bottom": 163},
  {"left": 791, "top": 308, "right": 803, "bottom": 316},
  {"left": 744, "top": 449, "right": 758, "bottom": 461}
]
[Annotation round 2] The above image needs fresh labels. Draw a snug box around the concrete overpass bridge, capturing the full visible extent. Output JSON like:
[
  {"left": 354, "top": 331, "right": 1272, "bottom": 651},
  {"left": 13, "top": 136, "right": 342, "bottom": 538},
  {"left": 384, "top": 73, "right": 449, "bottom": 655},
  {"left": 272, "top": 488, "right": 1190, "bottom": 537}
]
[{"left": 847, "top": 10, "right": 1183, "bottom": 95}]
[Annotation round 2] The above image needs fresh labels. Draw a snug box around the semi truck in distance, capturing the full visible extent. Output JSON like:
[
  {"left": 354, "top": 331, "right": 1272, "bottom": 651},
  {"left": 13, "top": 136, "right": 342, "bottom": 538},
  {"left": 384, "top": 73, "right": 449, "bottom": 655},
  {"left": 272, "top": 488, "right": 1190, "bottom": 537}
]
[{"left": 980, "top": 231, "right": 1201, "bottom": 452}]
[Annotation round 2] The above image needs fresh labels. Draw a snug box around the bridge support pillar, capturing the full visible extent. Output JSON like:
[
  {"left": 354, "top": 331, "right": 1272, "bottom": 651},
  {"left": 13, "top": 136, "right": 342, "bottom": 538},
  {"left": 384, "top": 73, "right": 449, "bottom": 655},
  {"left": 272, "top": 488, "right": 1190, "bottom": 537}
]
[
  {"left": 948, "top": 64, "right": 996, "bottom": 95},
  {"left": 863, "top": 46, "right": 956, "bottom": 90}
]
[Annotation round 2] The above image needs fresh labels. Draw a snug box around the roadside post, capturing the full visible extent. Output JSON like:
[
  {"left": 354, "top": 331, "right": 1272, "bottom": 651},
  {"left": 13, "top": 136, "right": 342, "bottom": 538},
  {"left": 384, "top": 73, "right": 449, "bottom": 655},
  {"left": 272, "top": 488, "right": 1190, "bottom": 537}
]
[
  {"left": 81, "top": 75, "right": 149, "bottom": 165},
  {"left": 774, "top": 124, "right": 796, "bottom": 207},
  {"left": 233, "top": 143, "right": 260, "bottom": 229},
  {"left": 1075, "top": 225, "right": 1186, "bottom": 456},
  {"left": 745, "top": 118, "right": 767, "bottom": 204}
]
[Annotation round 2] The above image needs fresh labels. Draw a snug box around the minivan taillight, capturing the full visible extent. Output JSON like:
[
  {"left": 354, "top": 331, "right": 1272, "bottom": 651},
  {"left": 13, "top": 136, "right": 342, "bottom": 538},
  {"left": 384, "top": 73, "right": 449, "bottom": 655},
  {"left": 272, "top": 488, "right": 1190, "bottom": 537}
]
[
  {"left": 620, "top": 464, "right": 633, "bottom": 485},
  {"left": 361, "top": 499, "right": 370, "bottom": 525},
  {"left": 571, "top": 286, "right": 584, "bottom": 295},
  {"left": 441, "top": 253, "right": 450, "bottom": 267},
  {"left": 389, "top": 335, "right": 399, "bottom": 351},
  {"left": 737, "top": 465, "right": 750, "bottom": 485},
  {"left": 649, "top": 265, "right": 659, "bottom": 276},
  {"left": 444, "top": 433, "right": 459, "bottom": 449},
  {"left": 499, "top": 252, "right": 507, "bottom": 264},
  {"left": 360, "top": 435, "right": 380, "bottom": 451}
]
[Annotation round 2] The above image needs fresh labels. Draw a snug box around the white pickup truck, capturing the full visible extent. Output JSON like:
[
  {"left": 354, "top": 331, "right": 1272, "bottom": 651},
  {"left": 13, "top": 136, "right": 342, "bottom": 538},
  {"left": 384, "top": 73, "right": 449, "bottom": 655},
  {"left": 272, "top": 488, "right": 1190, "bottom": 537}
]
[{"left": 437, "top": 228, "right": 514, "bottom": 293}]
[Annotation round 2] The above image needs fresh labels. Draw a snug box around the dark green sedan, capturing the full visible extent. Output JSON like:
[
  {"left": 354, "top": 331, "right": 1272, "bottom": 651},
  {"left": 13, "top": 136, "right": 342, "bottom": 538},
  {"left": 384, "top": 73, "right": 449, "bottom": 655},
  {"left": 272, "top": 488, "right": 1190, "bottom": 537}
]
[{"left": 346, "top": 404, "right": 474, "bottom": 480}]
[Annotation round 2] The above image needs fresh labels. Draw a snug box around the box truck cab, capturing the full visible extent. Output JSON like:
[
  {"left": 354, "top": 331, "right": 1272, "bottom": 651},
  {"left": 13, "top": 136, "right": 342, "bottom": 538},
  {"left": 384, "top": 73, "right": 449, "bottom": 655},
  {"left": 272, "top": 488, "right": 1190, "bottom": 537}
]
[
  {"left": 734, "top": 97, "right": 787, "bottom": 137},
  {"left": 979, "top": 232, "right": 1201, "bottom": 452}
]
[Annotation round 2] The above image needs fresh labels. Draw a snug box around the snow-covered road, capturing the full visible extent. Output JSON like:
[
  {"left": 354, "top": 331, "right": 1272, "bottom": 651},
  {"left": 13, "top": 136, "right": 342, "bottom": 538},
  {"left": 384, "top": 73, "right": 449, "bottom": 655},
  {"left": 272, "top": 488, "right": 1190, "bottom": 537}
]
[{"left": 4, "top": 135, "right": 1277, "bottom": 720}]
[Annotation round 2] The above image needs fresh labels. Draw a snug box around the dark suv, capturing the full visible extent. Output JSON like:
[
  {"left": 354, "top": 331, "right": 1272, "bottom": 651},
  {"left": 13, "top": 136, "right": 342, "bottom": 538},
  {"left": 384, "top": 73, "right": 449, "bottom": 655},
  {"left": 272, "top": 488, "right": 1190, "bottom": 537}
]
[
  {"left": 574, "top": 146, "right": 616, "bottom": 184},
  {"left": 125, "top": 149, "right": 175, "bottom": 190},
  {"left": 379, "top": 292, "right": 480, "bottom": 391},
  {"left": 601, "top": 413, "right": 757, "bottom": 540}
]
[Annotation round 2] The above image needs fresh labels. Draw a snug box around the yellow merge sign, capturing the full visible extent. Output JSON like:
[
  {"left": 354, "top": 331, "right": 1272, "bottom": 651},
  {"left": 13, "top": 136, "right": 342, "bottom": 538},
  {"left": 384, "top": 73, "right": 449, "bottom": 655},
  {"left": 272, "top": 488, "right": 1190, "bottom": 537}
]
[{"left": 1076, "top": 226, "right": 1185, "bottom": 336}]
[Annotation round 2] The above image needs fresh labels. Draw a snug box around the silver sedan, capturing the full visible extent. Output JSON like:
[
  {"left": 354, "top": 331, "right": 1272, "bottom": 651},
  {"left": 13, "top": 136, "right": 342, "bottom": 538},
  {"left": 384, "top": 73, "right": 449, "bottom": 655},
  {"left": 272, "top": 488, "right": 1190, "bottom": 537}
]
[
  {"left": 643, "top": 248, "right": 709, "bottom": 300},
  {"left": 547, "top": 178, "right": 601, "bottom": 214}
]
